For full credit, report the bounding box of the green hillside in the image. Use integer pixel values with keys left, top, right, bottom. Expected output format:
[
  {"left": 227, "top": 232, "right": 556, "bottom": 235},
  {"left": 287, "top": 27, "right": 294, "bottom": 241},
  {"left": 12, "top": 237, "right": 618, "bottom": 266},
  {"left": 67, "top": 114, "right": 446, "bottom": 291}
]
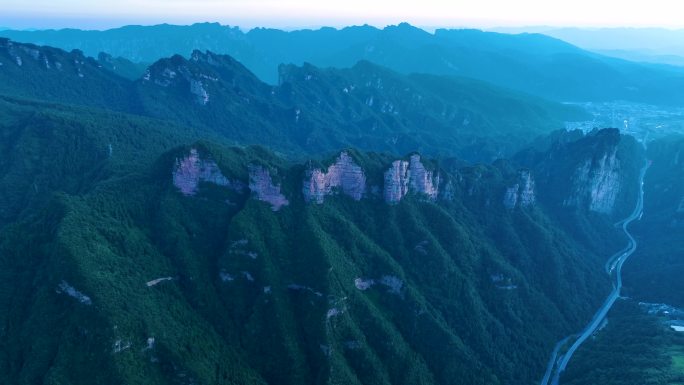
[
  {"left": 0, "top": 32, "right": 658, "bottom": 385},
  {"left": 623, "top": 135, "right": 684, "bottom": 308},
  {"left": 0, "top": 94, "right": 643, "bottom": 384}
]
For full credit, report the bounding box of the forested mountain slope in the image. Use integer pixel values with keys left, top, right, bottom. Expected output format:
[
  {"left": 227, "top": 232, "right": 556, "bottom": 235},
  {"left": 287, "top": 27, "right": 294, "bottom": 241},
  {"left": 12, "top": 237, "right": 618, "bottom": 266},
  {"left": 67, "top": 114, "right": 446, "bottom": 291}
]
[
  {"left": 0, "top": 92, "right": 645, "bottom": 384},
  {"left": 0, "top": 38, "right": 585, "bottom": 161}
]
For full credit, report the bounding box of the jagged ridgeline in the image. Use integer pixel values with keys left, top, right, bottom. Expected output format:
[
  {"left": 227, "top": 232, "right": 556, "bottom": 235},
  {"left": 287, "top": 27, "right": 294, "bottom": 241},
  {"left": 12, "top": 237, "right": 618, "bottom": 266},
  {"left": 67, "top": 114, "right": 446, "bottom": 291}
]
[
  {"left": 0, "top": 38, "right": 586, "bottom": 162},
  {"left": 4, "top": 23, "right": 684, "bottom": 106},
  {"left": 0, "top": 93, "right": 642, "bottom": 384}
]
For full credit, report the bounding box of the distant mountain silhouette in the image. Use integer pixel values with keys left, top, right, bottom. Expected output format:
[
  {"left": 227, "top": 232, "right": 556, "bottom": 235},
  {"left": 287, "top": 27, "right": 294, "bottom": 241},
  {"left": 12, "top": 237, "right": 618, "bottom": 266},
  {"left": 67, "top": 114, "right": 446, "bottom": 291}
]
[{"left": 3, "top": 22, "right": 684, "bottom": 105}]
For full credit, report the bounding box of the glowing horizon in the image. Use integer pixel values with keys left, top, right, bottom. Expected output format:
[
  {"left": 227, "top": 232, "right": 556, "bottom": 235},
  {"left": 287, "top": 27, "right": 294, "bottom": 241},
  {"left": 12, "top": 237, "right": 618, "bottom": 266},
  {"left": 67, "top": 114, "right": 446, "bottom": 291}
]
[{"left": 2, "top": 0, "right": 684, "bottom": 30}]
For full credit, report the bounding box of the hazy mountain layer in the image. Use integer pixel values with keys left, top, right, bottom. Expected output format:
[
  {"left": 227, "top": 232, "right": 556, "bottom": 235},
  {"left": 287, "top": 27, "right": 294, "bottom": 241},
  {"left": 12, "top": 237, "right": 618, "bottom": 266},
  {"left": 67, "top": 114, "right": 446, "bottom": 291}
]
[
  {"left": 3, "top": 23, "right": 684, "bottom": 105},
  {"left": 0, "top": 38, "right": 585, "bottom": 162}
]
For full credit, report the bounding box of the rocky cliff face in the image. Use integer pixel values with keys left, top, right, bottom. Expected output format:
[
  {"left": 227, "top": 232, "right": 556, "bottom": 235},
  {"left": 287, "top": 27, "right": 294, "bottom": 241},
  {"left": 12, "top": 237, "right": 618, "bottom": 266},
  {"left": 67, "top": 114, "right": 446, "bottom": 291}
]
[
  {"left": 303, "top": 152, "right": 366, "bottom": 203},
  {"left": 0, "top": 38, "right": 84, "bottom": 73},
  {"left": 248, "top": 165, "right": 289, "bottom": 211},
  {"left": 144, "top": 55, "right": 215, "bottom": 105},
  {"left": 172, "top": 148, "right": 244, "bottom": 195},
  {"left": 564, "top": 148, "right": 621, "bottom": 214},
  {"left": 503, "top": 170, "right": 536, "bottom": 209},
  {"left": 191, "top": 50, "right": 221, "bottom": 66},
  {"left": 384, "top": 160, "right": 410, "bottom": 203},
  {"left": 190, "top": 79, "right": 209, "bottom": 105},
  {"left": 173, "top": 149, "right": 446, "bottom": 207},
  {"left": 383, "top": 154, "right": 439, "bottom": 203},
  {"left": 409, "top": 154, "right": 440, "bottom": 199},
  {"left": 515, "top": 128, "right": 642, "bottom": 217}
]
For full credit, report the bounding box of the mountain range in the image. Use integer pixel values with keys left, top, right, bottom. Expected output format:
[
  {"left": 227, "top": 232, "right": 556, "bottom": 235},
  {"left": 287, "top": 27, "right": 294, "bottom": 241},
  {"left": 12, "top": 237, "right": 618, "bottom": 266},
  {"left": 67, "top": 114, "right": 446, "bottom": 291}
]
[
  {"left": 3, "top": 23, "right": 684, "bottom": 105},
  {"left": 0, "top": 37, "right": 586, "bottom": 162},
  {"left": 0, "top": 91, "right": 644, "bottom": 384},
  {"left": 491, "top": 27, "right": 684, "bottom": 67},
  {"left": 0, "top": 22, "right": 680, "bottom": 385}
]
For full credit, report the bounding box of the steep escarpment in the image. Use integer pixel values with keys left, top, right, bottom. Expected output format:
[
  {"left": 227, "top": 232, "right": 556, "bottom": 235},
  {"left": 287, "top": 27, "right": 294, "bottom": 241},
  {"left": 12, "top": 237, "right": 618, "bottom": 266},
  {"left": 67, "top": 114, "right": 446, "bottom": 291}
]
[
  {"left": 383, "top": 154, "right": 440, "bottom": 203},
  {"left": 562, "top": 146, "right": 621, "bottom": 214},
  {"left": 303, "top": 151, "right": 367, "bottom": 203},
  {"left": 517, "top": 128, "right": 644, "bottom": 218},
  {"left": 248, "top": 164, "right": 289, "bottom": 211},
  {"left": 503, "top": 170, "right": 536, "bottom": 209},
  {"left": 172, "top": 148, "right": 245, "bottom": 195},
  {"left": 512, "top": 128, "right": 645, "bottom": 259},
  {"left": 0, "top": 134, "right": 616, "bottom": 385}
]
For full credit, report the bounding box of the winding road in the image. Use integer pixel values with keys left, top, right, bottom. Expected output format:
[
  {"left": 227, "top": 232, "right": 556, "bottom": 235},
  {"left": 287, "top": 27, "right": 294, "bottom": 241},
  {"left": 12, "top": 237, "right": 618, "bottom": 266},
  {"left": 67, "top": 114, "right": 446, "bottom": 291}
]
[{"left": 541, "top": 163, "right": 649, "bottom": 385}]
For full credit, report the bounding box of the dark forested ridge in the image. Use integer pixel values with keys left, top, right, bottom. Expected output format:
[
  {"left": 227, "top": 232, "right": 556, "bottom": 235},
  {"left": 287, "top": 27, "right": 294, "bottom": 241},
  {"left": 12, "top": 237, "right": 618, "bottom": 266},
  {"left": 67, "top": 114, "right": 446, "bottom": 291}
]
[
  {"left": 0, "top": 38, "right": 585, "bottom": 162},
  {"left": 624, "top": 135, "right": 684, "bottom": 308}
]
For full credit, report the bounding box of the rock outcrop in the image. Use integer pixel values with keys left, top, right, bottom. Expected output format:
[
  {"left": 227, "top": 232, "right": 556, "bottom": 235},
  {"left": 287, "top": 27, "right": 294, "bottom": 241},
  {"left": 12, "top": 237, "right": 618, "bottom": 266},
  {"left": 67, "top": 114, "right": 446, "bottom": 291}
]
[
  {"left": 56, "top": 280, "right": 92, "bottom": 305},
  {"left": 248, "top": 165, "right": 289, "bottom": 211},
  {"left": 503, "top": 170, "right": 536, "bottom": 209},
  {"left": 384, "top": 160, "right": 410, "bottom": 203},
  {"left": 172, "top": 148, "right": 244, "bottom": 196},
  {"left": 2, "top": 39, "right": 48, "bottom": 69},
  {"left": 190, "top": 50, "right": 221, "bottom": 66},
  {"left": 353, "top": 275, "right": 403, "bottom": 295},
  {"left": 146, "top": 277, "right": 173, "bottom": 287},
  {"left": 383, "top": 154, "right": 439, "bottom": 203},
  {"left": 144, "top": 55, "right": 215, "bottom": 105},
  {"left": 190, "top": 79, "right": 209, "bottom": 105},
  {"left": 408, "top": 155, "right": 440, "bottom": 199},
  {"left": 303, "top": 152, "right": 366, "bottom": 203},
  {"left": 564, "top": 148, "right": 621, "bottom": 214}
]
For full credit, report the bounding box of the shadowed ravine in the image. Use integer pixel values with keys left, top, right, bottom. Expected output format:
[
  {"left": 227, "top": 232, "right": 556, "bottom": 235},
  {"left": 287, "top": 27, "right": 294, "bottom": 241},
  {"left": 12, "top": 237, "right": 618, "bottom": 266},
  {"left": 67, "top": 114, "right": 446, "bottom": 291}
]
[{"left": 541, "top": 160, "right": 649, "bottom": 385}]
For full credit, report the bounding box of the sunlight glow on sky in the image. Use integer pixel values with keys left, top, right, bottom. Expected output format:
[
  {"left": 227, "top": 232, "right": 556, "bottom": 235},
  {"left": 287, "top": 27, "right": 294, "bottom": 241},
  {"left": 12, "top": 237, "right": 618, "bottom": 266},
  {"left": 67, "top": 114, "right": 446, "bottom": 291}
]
[{"left": 2, "top": 0, "right": 684, "bottom": 30}]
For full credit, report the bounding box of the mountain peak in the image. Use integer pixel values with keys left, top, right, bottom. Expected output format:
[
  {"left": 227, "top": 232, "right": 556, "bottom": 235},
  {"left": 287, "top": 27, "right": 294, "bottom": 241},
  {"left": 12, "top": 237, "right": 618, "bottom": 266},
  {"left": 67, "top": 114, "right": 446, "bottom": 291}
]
[{"left": 383, "top": 22, "right": 431, "bottom": 38}]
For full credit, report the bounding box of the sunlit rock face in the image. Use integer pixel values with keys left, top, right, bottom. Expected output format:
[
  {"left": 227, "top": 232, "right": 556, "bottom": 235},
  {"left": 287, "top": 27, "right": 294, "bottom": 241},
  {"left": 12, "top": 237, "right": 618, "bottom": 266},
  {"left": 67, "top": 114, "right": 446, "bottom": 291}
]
[
  {"left": 408, "top": 154, "right": 439, "bottom": 199},
  {"left": 172, "top": 148, "right": 243, "bottom": 195},
  {"left": 564, "top": 148, "right": 621, "bottom": 214},
  {"left": 248, "top": 165, "right": 289, "bottom": 211},
  {"left": 303, "top": 152, "right": 366, "bottom": 203},
  {"left": 504, "top": 170, "right": 536, "bottom": 209},
  {"left": 383, "top": 154, "right": 439, "bottom": 204},
  {"left": 384, "top": 160, "right": 410, "bottom": 203}
]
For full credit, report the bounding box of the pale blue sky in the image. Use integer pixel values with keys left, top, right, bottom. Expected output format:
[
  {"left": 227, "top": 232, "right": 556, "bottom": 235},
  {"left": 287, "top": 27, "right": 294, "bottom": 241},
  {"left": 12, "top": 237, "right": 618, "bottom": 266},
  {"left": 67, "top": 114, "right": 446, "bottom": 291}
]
[{"left": 2, "top": 0, "right": 684, "bottom": 30}]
